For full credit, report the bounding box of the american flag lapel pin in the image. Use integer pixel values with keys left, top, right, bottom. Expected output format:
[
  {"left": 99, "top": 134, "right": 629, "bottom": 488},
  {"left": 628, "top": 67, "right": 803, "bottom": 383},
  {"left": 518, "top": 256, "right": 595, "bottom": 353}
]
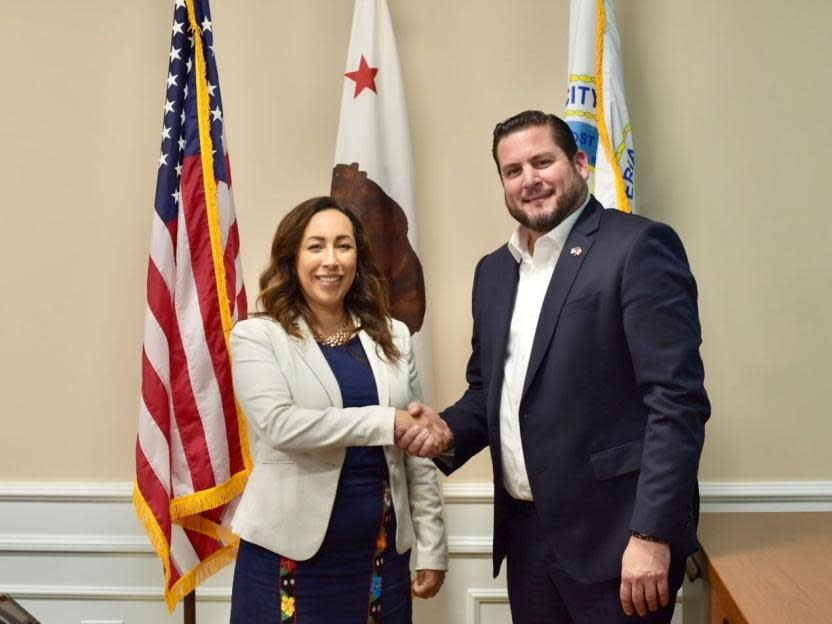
[{"left": 570, "top": 246, "right": 583, "bottom": 256}]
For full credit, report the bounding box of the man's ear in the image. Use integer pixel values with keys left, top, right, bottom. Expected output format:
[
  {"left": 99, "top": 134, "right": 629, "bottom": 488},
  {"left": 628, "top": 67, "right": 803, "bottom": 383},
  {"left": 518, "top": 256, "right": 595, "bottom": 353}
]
[{"left": 575, "top": 150, "right": 590, "bottom": 180}]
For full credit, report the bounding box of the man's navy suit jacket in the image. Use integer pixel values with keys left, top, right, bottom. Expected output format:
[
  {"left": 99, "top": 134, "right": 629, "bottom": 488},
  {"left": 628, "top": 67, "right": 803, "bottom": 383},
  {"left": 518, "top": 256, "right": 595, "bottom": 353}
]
[{"left": 438, "top": 197, "right": 710, "bottom": 584}]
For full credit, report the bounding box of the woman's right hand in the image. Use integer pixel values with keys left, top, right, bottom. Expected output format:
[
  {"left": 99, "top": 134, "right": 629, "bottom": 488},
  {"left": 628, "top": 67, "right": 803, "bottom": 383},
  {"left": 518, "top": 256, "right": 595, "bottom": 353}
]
[{"left": 394, "top": 403, "right": 453, "bottom": 458}]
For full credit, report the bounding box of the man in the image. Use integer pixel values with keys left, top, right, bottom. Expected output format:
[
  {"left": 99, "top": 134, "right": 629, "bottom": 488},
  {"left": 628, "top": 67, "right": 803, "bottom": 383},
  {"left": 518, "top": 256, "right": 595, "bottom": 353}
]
[{"left": 396, "top": 110, "right": 709, "bottom": 623}]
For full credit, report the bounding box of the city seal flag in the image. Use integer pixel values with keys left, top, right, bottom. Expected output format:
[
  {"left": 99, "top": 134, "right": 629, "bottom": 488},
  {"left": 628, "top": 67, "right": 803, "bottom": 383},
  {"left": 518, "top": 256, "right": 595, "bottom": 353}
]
[
  {"left": 332, "top": 0, "right": 435, "bottom": 399},
  {"left": 135, "top": 0, "right": 250, "bottom": 611},
  {"left": 566, "top": 0, "right": 636, "bottom": 213}
]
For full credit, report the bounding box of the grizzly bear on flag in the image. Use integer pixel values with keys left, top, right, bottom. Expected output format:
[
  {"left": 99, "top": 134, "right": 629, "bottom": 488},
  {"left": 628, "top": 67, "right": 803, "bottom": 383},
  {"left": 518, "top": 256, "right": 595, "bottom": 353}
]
[{"left": 331, "top": 162, "right": 425, "bottom": 335}]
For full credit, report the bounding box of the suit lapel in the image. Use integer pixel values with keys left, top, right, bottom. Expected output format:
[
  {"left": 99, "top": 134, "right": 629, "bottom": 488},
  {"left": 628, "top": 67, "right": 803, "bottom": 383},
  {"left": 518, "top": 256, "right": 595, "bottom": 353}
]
[
  {"left": 293, "top": 317, "right": 343, "bottom": 407},
  {"left": 521, "top": 198, "right": 602, "bottom": 401},
  {"left": 358, "top": 325, "right": 389, "bottom": 407},
  {"left": 485, "top": 248, "right": 521, "bottom": 420}
]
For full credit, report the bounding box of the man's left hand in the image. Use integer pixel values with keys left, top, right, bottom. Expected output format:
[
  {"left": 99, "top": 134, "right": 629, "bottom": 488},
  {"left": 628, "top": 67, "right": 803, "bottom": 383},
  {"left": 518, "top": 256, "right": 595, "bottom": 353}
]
[{"left": 619, "top": 535, "right": 671, "bottom": 617}]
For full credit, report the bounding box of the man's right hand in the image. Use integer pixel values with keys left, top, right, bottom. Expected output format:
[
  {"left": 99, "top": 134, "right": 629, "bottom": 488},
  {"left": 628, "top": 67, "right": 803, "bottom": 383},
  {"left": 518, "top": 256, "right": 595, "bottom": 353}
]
[
  {"left": 394, "top": 401, "right": 453, "bottom": 458},
  {"left": 620, "top": 535, "right": 671, "bottom": 617}
]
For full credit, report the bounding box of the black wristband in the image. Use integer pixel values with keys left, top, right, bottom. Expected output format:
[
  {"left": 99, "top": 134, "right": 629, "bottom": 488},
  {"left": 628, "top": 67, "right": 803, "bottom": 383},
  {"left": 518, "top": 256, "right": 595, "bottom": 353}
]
[{"left": 630, "top": 530, "right": 669, "bottom": 545}]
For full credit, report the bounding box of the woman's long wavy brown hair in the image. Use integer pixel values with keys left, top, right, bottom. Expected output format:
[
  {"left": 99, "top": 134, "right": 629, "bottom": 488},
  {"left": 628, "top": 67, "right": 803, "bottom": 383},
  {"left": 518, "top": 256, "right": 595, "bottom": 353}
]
[{"left": 256, "top": 196, "right": 401, "bottom": 362}]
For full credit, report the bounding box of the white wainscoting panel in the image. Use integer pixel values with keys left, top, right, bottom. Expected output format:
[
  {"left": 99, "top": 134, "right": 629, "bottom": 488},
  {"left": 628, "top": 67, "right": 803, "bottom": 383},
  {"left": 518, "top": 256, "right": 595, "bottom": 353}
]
[{"left": 1, "top": 481, "right": 829, "bottom": 623}]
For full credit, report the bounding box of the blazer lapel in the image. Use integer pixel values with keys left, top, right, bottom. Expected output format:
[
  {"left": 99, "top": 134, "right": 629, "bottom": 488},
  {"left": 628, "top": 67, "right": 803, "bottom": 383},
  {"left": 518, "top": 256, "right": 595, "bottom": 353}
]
[
  {"left": 293, "top": 317, "right": 343, "bottom": 407},
  {"left": 521, "top": 198, "right": 602, "bottom": 401},
  {"left": 358, "top": 325, "right": 389, "bottom": 407}
]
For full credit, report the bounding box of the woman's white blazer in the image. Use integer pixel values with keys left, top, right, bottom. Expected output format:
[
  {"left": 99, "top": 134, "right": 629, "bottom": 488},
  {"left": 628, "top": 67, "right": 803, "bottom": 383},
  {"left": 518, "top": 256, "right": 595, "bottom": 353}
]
[{"left": 229, "top": 315, "right": 448, "bottom": 571}]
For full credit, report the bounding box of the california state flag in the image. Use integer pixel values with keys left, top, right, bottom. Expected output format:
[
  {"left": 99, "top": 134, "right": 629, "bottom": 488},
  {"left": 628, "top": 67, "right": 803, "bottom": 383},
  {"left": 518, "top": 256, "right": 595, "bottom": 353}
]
[
  {"left": 332, "top": 0, "right": 434, "bottom": 399},
  {"left": 566, "top": 0, "right": 636, "bottom": 213}
]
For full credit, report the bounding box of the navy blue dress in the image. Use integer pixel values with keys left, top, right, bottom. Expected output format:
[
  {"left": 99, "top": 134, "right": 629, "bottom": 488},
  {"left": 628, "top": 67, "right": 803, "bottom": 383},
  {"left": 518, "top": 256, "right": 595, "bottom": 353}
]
[{"left": 230, "top": 336, "right": 413, "bottom": 623}]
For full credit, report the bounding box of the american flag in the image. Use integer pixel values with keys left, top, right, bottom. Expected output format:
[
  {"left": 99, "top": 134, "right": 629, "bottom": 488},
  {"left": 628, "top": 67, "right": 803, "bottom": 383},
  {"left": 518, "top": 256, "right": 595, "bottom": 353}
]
[{"left": 134, "top": 0, "right": 250, "bottom": 611}]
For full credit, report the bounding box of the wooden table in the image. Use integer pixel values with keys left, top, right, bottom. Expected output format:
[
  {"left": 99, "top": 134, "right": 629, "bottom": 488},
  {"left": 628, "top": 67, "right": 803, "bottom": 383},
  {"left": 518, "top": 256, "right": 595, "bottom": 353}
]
[{"left": 692, "top": 512, "right": 832, "bottom": 623}]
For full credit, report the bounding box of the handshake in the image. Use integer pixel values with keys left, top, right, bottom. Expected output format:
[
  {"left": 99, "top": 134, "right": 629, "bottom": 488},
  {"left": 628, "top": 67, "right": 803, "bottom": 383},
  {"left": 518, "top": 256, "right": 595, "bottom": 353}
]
[{"left": 394, "top": 402, "right": 454, "bottom": 458}]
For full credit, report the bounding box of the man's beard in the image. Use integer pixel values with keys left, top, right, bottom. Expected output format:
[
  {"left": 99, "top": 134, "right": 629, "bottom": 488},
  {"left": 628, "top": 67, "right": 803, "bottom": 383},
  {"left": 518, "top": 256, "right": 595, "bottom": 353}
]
[{"left": 506, "top": 171, "right": 587, "bottom": 234}]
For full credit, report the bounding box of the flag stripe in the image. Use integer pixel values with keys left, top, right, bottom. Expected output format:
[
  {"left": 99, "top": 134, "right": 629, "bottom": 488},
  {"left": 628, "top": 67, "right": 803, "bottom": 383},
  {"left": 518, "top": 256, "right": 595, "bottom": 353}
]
[
  {"left": 178, "top": 156, "right": 233, "bottom": 485},
  {"left": 217, "top": 180, "right": 233, "bottom": 249},
  {"left": 141, "top": 350, "right": 172, "bottom": 448},
  {"left": 225, "top": 218, "right": 241, "bottom": 306},
  {"left": 149, "top": 212, "right": 177, "bottom": 293},
  {"left": 138, "top": 400, "right": 172, "bottom": 498},
  {"left": 184, "top": 0, "right": 237, "bottom": 349},
  {"left": 136, "top": 445, "right": 172, "bottom": 540},
  {"left": 169, "top": 297, "right": 220, "bottom": 493},
  {"left": 184, "top": 526, "right": 223, "bottom": 561},
  {"left": 170, "top": 524, "right": 201, "bottom": 572},
  {"left": 235, "top": 285, "right": 247, "bottom": 324},
  {"left": 145, "top": 311, "right": 172, "bottom": 375},
  {"left": 169, "top": 404, "right": 196, "bottom": 499},
  {"left": 183, "top": 171, "right": 245, "bottom": 481},
  {"left": 144, "top": 275, "right": 173, "bottom": 367}
]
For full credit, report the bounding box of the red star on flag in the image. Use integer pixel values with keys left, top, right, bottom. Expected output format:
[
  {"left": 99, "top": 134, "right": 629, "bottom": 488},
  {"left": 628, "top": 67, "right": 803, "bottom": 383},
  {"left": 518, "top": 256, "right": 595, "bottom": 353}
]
[{"left": 344, "top": 54, "right": 379, "bottom": 98}]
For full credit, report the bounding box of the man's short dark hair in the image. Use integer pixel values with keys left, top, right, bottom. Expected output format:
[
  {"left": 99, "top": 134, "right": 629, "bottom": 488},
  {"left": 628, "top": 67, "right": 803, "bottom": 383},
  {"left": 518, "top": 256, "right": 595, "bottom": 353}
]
[{"left": 491, "top": 110, "right": 578, "bottom": 172}]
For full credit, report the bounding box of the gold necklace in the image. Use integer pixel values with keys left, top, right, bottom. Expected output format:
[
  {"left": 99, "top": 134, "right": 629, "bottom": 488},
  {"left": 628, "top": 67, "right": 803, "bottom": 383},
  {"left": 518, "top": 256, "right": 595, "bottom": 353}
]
[{"left": 312, "top": 319, "right": 355, "bottom": 347}]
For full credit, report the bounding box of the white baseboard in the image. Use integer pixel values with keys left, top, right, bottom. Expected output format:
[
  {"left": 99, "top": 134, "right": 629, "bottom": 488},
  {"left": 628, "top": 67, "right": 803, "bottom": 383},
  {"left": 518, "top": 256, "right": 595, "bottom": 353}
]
[
  {"left": 2, "top": 584, "right": 230, "bottom": 601},
  {"left": 700, "top": 480, "right": 832, "bottom": 506},
  {"left": 4, "top": 479, "right": 830, "bottom": 504},
  {"left": 0, "top": 534, "right": 150, "bottom": 554},
  {"left": 0, "top": 482, "right": 128, "bottom": 502}
]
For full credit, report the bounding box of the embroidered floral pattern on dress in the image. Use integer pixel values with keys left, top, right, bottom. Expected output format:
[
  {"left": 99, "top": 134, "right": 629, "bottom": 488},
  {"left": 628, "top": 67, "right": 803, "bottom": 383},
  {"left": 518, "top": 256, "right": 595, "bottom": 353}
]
[
  {"left": 367, "top": 471, "right": 393, "bottom": 624},
  {"left": 279, "top": 556, "right": 297, "bottom": 622},
  {"left": 275, "top": 470, "right": 396, "bottom": 622}
]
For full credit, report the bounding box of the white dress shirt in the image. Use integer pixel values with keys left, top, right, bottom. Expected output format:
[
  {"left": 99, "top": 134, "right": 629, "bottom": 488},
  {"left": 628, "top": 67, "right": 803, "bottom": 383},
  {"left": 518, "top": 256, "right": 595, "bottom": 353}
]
[{"left": 500, "top": 195, "right": 589, "bottom": 500}]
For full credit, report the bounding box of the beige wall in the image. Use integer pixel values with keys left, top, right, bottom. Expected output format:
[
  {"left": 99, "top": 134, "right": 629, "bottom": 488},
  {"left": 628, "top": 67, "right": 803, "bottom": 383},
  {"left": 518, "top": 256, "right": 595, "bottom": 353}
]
[{"left": 1, "top": 0, "right": 830, "bottom": 483}]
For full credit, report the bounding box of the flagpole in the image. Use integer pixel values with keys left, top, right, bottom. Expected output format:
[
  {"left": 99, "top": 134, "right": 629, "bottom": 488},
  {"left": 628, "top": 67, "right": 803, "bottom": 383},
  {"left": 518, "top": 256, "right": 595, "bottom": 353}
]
[{"left": 184, "top": 591, "right": 195, "bottom": 624}]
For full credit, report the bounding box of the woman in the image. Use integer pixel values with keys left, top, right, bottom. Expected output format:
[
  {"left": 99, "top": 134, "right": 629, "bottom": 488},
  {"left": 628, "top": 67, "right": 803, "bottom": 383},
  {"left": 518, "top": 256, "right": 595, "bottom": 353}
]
[{"left": 229, "top": 196, "right": 447, "bottom": 623}]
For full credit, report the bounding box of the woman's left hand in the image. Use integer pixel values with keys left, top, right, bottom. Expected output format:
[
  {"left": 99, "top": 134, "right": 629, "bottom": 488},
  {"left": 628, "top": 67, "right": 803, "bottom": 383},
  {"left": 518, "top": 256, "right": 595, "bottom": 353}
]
[{"left": 412, "top": 569, "right": 445, "bottom": 599}]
